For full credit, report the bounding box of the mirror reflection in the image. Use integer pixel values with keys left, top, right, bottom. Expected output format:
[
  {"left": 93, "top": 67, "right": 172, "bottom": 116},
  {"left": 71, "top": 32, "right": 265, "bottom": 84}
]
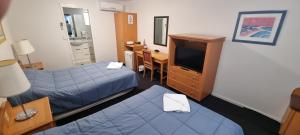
[
  {"left": 63, "top": 7, "right": 91, "bottom": 39},
  {"left": 154, "top": 16, "right": 169, "bottom": 46},
  {"left": 63, "top": 7, "right": 95, "bottom": 65}
]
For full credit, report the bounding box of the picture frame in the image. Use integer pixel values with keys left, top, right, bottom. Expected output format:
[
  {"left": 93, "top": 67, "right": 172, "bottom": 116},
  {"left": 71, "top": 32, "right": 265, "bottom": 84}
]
[
  {"left": 128, "top": 15, "right": 133, "bottom": 24},
  {"left": 0, "top": 22, "right": 6, "bottom": 45},
  {"left": 232, "top": 10, "right": 287, "bottom": 46}
]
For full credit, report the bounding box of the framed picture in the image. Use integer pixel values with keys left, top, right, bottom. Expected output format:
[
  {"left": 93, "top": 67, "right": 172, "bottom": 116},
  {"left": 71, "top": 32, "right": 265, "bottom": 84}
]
[
  {"left": 128, "top": 15, "right": 133, "bottom": 24},
  {"left": 0, "top": 23, "right": 5, "bottom": 44},
  {"left": 232, "top": 10, "right": 287, "bottom": 46}
]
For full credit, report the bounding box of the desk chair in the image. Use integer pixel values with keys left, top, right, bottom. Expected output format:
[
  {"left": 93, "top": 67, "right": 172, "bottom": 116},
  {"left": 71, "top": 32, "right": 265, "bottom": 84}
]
[
  {"left": 143, "top": 50, "right": 167, "bottom": 83},
  {"left": 142, "top": 50, "right": 156, "bottom": 81}
]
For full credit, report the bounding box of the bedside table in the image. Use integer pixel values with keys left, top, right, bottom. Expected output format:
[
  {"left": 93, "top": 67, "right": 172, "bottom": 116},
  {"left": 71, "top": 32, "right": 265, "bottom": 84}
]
[
  {"left": 21, "top": 62, "right": 44, "bottom": 70},
  {"left": 1, "top": 97, "right": 55, "bottom": 135}
]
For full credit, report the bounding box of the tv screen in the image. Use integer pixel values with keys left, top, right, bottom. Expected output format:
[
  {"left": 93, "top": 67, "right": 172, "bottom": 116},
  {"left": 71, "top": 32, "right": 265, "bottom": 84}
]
[{"left": 175, "top": 46, "right": 205, "bottom": 72}]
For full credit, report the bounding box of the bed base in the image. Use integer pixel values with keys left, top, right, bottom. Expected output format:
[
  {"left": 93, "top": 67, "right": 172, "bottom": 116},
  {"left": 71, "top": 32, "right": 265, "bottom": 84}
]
[{"left": 53, "top": 88, "right": 134, "bottom": 121}]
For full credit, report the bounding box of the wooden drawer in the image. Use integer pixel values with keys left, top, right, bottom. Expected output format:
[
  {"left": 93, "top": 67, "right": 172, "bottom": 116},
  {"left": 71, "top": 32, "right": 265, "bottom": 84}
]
[
  {"left": 169, "top": 71, "right": 200, "bottom": 86},
  {"left": 168, "top": 76, "right": 199, "bottom": 90},
  {"left": 168, "top": 78, "right": 196, "bottom": 97},
  {"left": 169, "top": 66, "right": 201, "bottom": 79}
]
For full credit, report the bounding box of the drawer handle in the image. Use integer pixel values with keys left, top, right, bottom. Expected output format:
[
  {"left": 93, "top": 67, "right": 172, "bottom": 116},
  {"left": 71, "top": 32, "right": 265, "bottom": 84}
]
[{"left": 76, "top": 49, "right": 80, "bottom": 50}]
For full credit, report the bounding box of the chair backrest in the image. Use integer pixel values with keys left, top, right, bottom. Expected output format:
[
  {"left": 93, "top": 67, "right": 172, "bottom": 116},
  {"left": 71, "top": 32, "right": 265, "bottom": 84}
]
[{"left": 143, "top": 50, "right": 153, "bottom": 68}]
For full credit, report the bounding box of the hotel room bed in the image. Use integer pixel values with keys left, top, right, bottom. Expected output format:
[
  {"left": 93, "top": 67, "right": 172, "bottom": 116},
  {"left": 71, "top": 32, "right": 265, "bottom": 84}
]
[
  {"left": 8, "top": 61, "right": 138, "bottom": 116},
  {"left": 36, "top": 85, "right": 244, "bottom": 135}
]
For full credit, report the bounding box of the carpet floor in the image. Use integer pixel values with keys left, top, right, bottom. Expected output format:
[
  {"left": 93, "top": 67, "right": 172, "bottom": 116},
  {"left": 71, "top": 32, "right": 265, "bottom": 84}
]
[{"left": 56, "top": 72, "right": 280, "bottom": 135}]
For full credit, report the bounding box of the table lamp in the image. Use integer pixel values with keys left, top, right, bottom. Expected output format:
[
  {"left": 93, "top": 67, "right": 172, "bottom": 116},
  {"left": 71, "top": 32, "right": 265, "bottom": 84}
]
[
  {"left": 0, "top": 59, "right": 37, "bottom": 121},
  {"left": 13, "top": 39, "right": 35, "bottom": 67}
]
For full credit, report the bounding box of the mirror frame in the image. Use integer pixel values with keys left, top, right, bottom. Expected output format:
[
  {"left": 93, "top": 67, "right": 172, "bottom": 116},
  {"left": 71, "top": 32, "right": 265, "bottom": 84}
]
[{"left": 153, "top": 16, "right": 169, "bottom": 46}]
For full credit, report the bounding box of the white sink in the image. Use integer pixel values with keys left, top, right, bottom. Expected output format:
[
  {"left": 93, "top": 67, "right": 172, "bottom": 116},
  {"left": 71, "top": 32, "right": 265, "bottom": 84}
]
[{"left": 70, "top": 40, "right": 89, "bottom": 46}]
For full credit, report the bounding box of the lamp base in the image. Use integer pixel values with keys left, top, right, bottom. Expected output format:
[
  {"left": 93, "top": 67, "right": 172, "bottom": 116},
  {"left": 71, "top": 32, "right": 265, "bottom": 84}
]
[{"left": 15, "top": 108, "right": 38, "bottom": 121}]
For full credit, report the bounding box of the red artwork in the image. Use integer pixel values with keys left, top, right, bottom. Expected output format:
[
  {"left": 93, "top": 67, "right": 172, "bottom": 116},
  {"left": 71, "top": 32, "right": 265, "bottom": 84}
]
[{"left": 240, "top": 17, "right": 275, "bottom": 38}]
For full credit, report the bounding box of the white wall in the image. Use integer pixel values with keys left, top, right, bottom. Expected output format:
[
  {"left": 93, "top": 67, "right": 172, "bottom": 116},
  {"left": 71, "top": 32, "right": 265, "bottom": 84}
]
[
  {"left": 6, "top": 0, "right": 118, "bottom": 70},
  {"left": 126, "top": 0, "right": 300, "bottom": 121}
]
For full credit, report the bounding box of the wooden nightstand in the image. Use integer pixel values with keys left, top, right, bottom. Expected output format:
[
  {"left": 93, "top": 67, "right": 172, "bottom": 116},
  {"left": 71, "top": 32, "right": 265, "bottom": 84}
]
[
  {"left": 20, "top": 62, "right": 44, "bottom": 70},
  {"left": 0, "top": 97, "right": 55, "bottom": 135}
]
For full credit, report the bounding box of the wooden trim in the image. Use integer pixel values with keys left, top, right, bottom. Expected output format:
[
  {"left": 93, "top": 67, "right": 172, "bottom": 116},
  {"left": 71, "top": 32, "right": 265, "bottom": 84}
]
[{"left": 169, "top": 34, "right": 225, "bottom": 43}]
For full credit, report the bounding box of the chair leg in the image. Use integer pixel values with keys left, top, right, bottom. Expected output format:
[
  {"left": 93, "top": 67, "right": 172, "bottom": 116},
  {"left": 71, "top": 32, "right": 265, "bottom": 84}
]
[
  {"left": 160, "top": 63, "right": 163, "bottom": 84},
  {"left": 151, "top": 69, "right": 154, "bottom": 81},
  {"left": 143, "top": 68, "right": 146, "bottom": 78}
]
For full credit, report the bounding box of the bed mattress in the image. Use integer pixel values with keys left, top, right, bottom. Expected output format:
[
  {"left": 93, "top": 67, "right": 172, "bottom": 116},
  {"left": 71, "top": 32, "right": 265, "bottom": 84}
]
[
  {"left": 36, "top": 85, "right": 244, "bottom": 135},
  {"left": 8, "top": 61, "right": 138, "bottom": 114}
]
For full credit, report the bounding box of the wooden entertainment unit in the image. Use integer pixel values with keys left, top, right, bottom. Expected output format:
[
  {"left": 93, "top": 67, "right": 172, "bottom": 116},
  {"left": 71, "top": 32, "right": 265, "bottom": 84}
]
[{"left": 167, "top": 34, "right": 225, "bottom": 101}]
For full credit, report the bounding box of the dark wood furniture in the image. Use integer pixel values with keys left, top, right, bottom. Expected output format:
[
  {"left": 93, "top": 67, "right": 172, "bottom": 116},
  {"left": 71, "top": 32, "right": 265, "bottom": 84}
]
[
  {"left": 167, "top": 34, "right": 225, "bottom": 101},
  {"left": 0, "top": 97, "right": 55, "bottom": 135}
]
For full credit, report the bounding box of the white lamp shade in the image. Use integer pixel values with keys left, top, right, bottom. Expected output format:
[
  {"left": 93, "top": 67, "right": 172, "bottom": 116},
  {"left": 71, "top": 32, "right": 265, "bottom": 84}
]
[
  {"left": 13, "top": 39, "right": 35, "bottom": 55},
  {"left": 0, "top": 60, "right": 31, "bottom": 98}
]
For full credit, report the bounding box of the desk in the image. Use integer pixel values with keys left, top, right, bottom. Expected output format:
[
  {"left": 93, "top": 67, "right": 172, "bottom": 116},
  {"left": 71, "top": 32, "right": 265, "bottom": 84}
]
[
  {"left": 135, "top": 50, "right": 168, "bottom": 84},
  {"left": 126, "top": 44, "right": 144, "bottom": 51}
]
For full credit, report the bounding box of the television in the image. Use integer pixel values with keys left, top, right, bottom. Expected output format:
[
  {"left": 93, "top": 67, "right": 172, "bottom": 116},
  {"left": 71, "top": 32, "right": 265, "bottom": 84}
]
[{"left": 175, "top": 46, "right": 205, "bottom": 73}]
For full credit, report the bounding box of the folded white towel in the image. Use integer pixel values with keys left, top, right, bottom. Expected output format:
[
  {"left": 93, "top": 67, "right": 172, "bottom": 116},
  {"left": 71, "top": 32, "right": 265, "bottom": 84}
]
[
  {"left": 107, "top": 62, "right": 123, "bottom": 69},
  {"left": 163, "top": 93, "right": 190, "bottom": 112}
]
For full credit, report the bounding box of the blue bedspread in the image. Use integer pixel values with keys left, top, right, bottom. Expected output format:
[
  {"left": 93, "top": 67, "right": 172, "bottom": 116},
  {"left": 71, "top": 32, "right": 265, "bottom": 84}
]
[
  {"left": 36, "top": 85, "right": 244, "bottom": 135},
  {"left": 8, "top": 61, "right": 138, "bottom": 114}
]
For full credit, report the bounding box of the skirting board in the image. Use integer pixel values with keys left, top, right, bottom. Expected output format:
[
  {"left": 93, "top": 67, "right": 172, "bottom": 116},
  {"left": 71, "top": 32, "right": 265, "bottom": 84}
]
[{"left": 212, "top": 92, "right": 281, "bottom": 122}]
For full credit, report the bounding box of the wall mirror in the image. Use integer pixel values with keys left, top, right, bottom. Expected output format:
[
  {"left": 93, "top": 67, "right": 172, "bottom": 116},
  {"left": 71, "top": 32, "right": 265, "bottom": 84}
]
[
  {"left": 63, "top": 7, "right": 91, "bottom": 39},
  {"left": 154, "top": 16, "right": 169, "bottom": 46},
  {"left": 62, "top": 7, "right": 96, "bottom": 65}
]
